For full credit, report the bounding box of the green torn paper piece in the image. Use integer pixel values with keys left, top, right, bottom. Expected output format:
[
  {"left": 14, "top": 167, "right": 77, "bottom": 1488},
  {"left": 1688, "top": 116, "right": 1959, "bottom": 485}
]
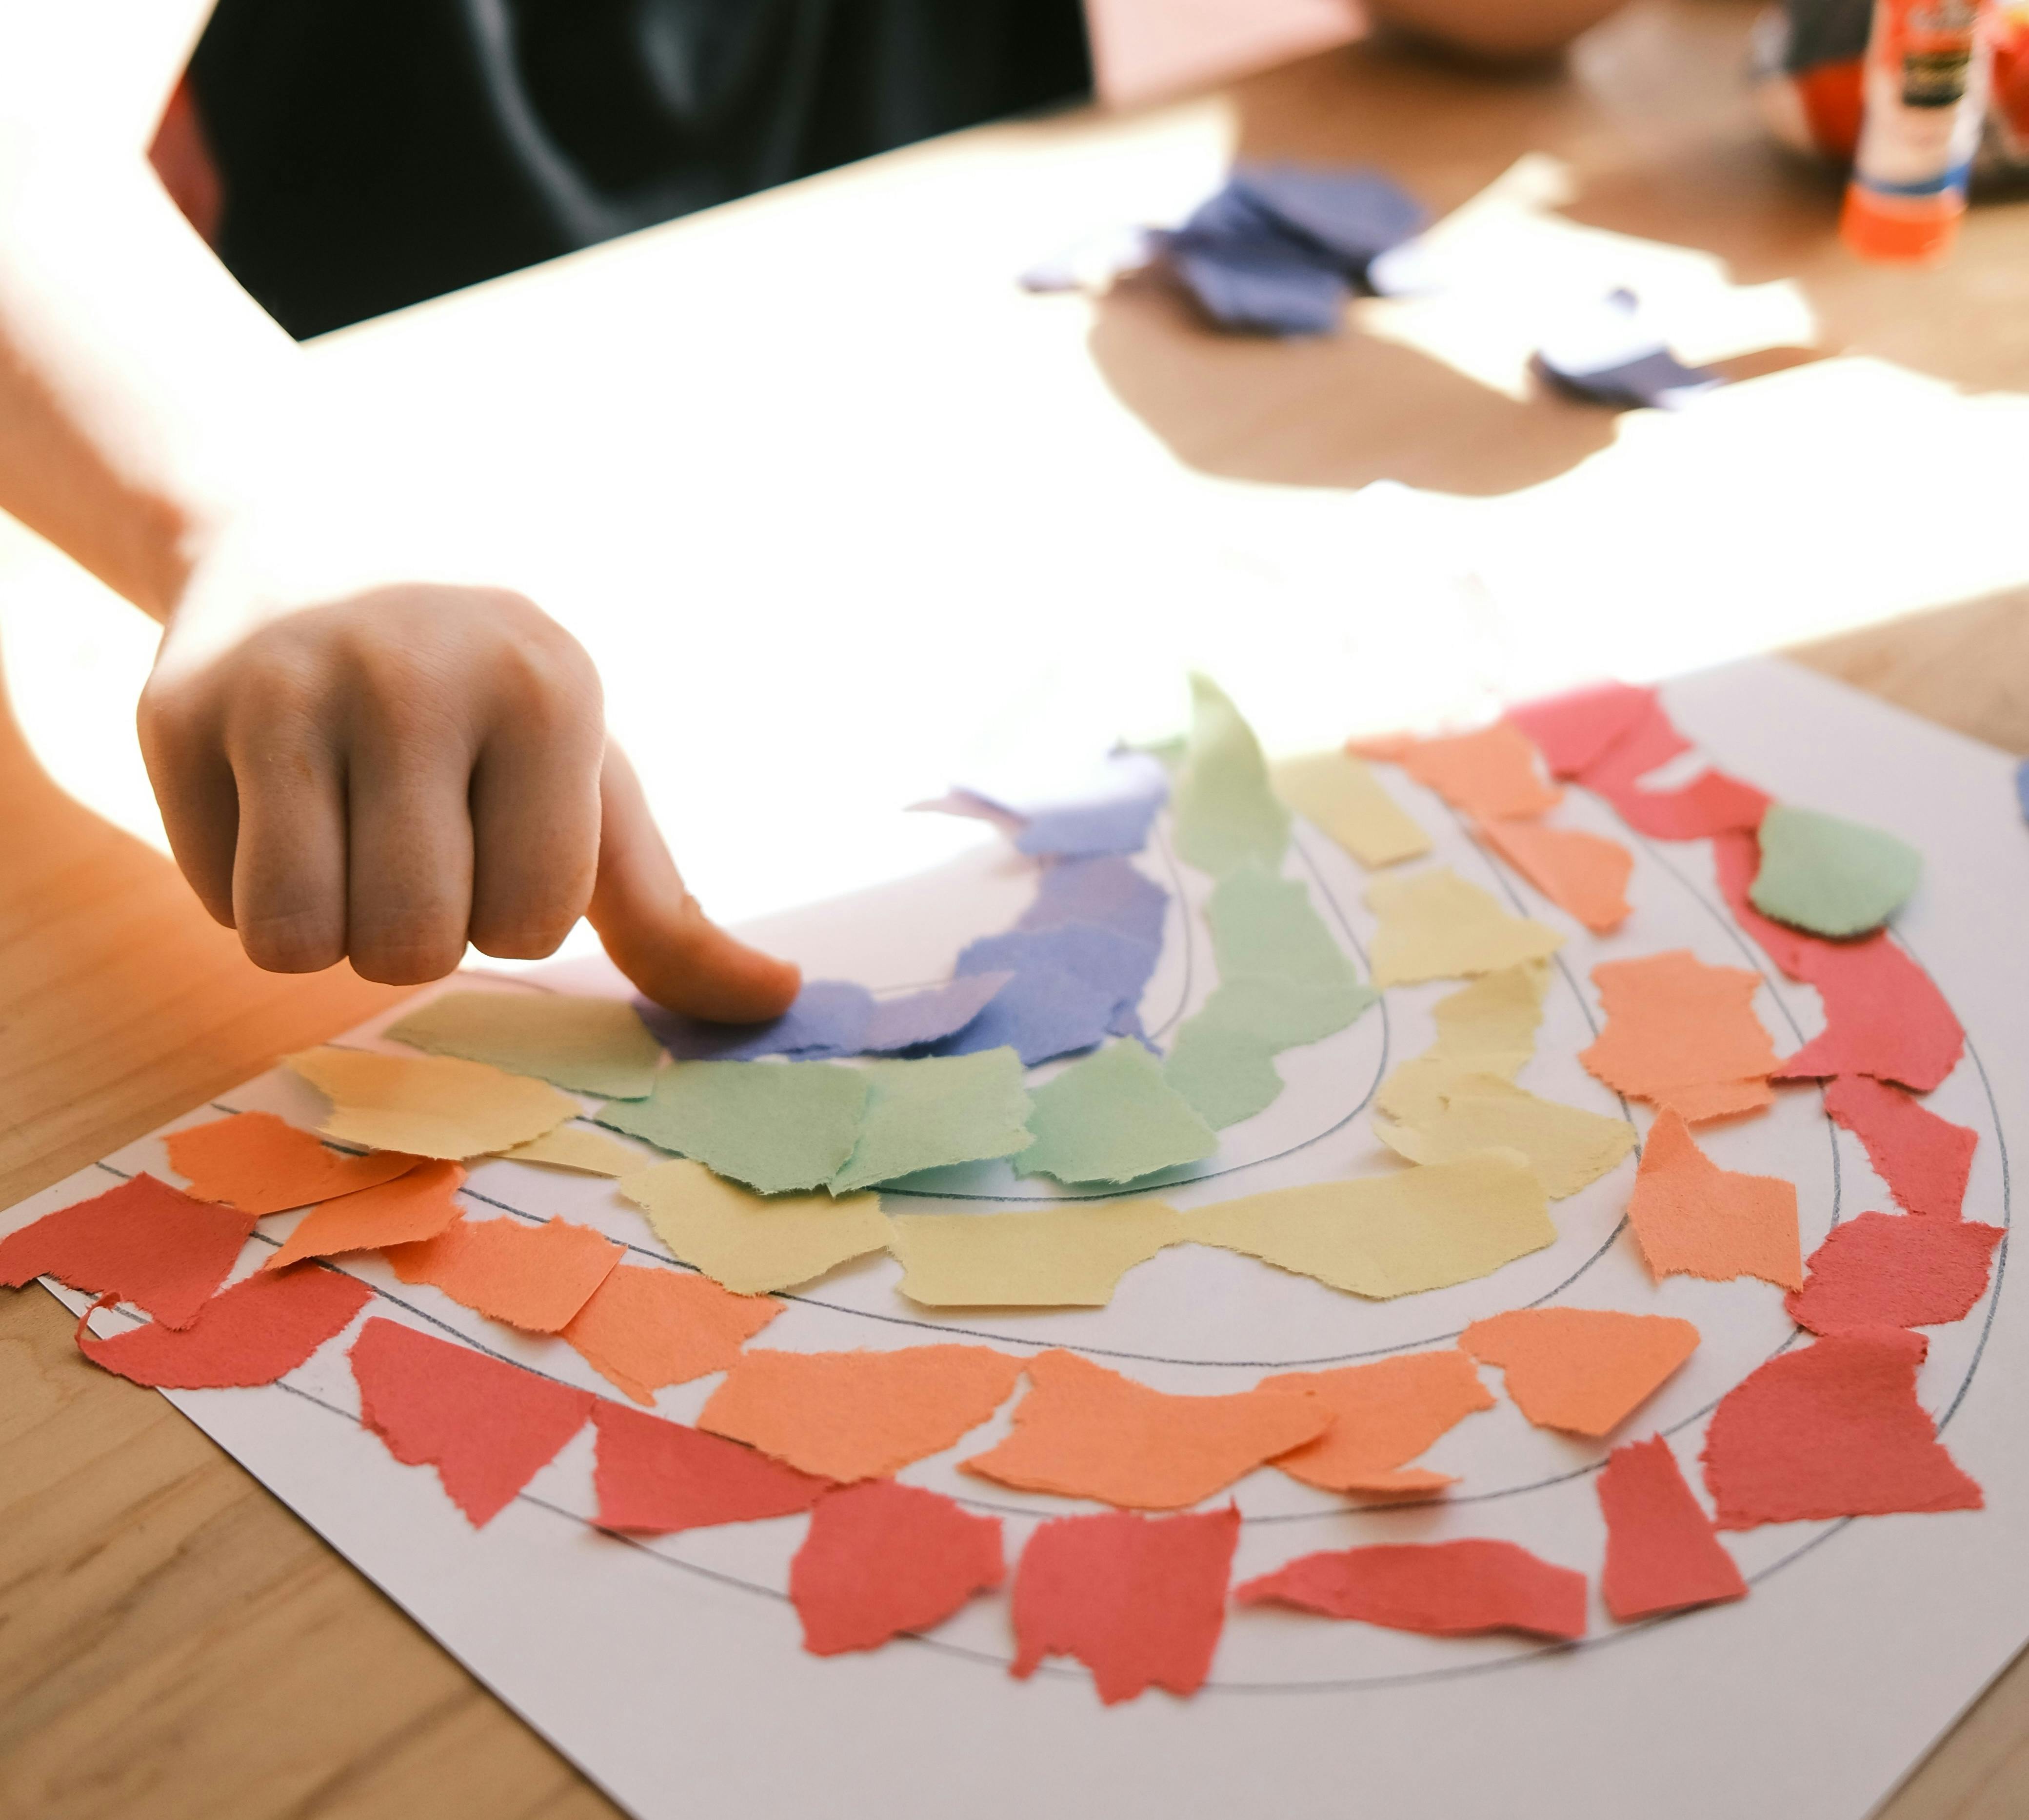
[
  {"left": 1205, "top": 864, "right": 1360, "bottom": 991},
  {"left": 386, "top": 989, "right": 663, "bottom": 1099},
  {"left": 1017, "top": 1040, "right": 1219, "bottom": 1185},
  {"left": 1171, "top": 674, "right": 1291, "bottom": 879},
  {"left": 596, "top": 1060, "right": 869, "bottom": 1195},
  {"left": 830, "top": 1049, "right": 1035, "bottom": 1192},
  {"left": 1750, "top": 802, "right": 1922, "bottom": 939}
]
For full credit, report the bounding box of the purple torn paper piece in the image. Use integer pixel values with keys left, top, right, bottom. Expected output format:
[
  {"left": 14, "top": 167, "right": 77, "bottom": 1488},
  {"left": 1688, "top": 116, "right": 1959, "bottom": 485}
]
[
  {"left": 863, "top": 971, "right": 1015, "bottom": 1052},
  {"left": 960, "top": 923, "right": 1155, "bottom": 1013},
  {"left": 1229, "top": 162, "right": 1427, "bottom": 268},
  {"left": 635, "top": 979, "right": 874, "bottom": 1061},
  {"left": 1018, "top": 855, "right": 1169, "bottom": 953},
  {"left": 933, "top": 962, "right": 1121, "bottom": 1067},
  {"left": 1168, "top": 237, "right": 1349, "bottom": 336},
  {"left": 907, "top": 789, "right": 1026, "bottom": 840}
]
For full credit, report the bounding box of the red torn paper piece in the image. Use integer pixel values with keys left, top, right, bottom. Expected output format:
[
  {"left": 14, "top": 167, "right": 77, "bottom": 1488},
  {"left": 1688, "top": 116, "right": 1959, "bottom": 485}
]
[
  {"left": 1480, "top": 817, "right": 1633, "bottom": 933},
  {"left": 75, "top": 1263, "right": 372, "bottom": 1388},
  {"left": 1701, "top": 1329, "right": 1982, "bottom": 1528},
  {"left": 791, "top": 1480, "right": 1004, "bottom": 1656},
  {"left": 1506, "top": 682, "right": 1657, "bottom": 779},
  {"left": 1823, "top": 1075, "right": 1976, "bottom": 1220},
  {"left": 1236, "top": 1539, "right": 1587, "bottom": 1640},
  {"left": 350, "top": 1317, "right": 595, "bottom": 1526},
  {"left": 1580, "top": 950, "right": 1780, "bottom": 1124},
  {"left": 563, "top": 1265, "right": 782, "bottom": 1405},
  {"left": 264, "top": 1159, "right": 466, "bottom": 1270},
  {"left": 1713, "top": 832, "right": 1964, "bottom": 1091},
  {"left": 0, "top": 1174, "right": 255, "bottom": 1329},
  {"left": 1012, "top": 1507, "right": 1238, "bottom": 1703},
  {"left": 1389, "top": 722, "right": 1561, "bottom": 820},
  {"left": 591, "top": 1399, "right": 830, "bottom": 1532},
  {"left": 1597, "top": 1436, "right": 1746, "bottom": 1620},
  {"left": 1461, "top": 1307, "right": 1699, "bottom": 1437},
  {"left": 1626, "top": 1109, "right": 1802, "bottom": 1289},
  {"left": 386, "top": 1214, "right": 622, "bottom": 1333},
  {"left": 1577, "top": 696, "right": 1770, "bottom": 840},
  {"left": 1785, "top": 1211, "right": 2001, "bottom": 1336},
  {"left": 166, "top": 1110, "right": 421, "bottom": 1215}
]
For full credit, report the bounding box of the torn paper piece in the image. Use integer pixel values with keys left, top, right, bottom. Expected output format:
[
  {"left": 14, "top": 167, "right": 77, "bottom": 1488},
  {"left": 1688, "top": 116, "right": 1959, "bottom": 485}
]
[
  {"left": 1367, "top": 868, "right": 1563, "bottom": 987},
  {"left": 263, "top": 1158, "right": 465, "bottom": 1270},
  {"left": 1011, "top": 1507, "right": 1239, "bottom": 1703},
  {"left": 1263, "top": 1351, "right": 1495, "bottom": 1494},
  {"left": 75, "top": 1264, "right": 372, "bottom": 1388},
  {"left": 1461, "top": 1307, "right": 1700, "bottom": 1437},
  {"left": 1750, "top": 803, "right": 1921, "bottom": 939},
  {"left": 1181, "top": 1153, "right": 1554, "bottom": 1298},
  {"left": 1236, "top": 1540, "right": 1587, "bottom": 1640},
  {"left": 385, "top": 989, "right": 663, "bottom": 1099},
  {"left": 1171, "top": 674, "right": 1291, "bottom": 878},
  {"left": 1577, "top": 697, "right": 1771, "bottom": 840},
  {"left": 921, "top": 752, "right": 1169, "bottom": 860},
  {"left": 1627, "top": 1110, "right": 1803, "bottom": 1289},
  {"left": 1374, "top": 962, "right": 1549, "bottom": 1126},
  {"left": 561, "top": 1264, "right": 782, "bottom": 1404},
  {"left": 933, "top": 960, "right": 1118, "bottom": 1068},
  {"left": 1579, "top": 950, "right": 1779, "bottom": 1122},
  {"left": 960, "top": 1349, "right": 1326, "bottom": 1509},
  {"left": 385, "top": 1214, "right": 622, "bottom": 1333},
  {"left": 1701, "top": 1329, "right": 1983, "bottom": 1527},
  {"left": 1784, "top": 1211, "right": 2002, "bottom": 1336},
  {"left": 618, "top": 1160, "right": 892, "bottom": 1296},
  {"left": 1479, "top": 817, "right": 1633, "bottom": 933},
  {"left": 887, "top": 1200, "right": 1183, "bottom": 1308},
  {"left": 1207, "top": 864, "right": 1360, "bottom": 991},
  {"left": 1597, "top": 1437, "right": 1747, "bottom": 1621},
  {"left": 1170, "top": 235, "right": 1349, "bottom": 336},
  {"left": 1376, "top": 1077, "right": 1635, "bottom": 1200},
  {"left": 591, "top": 1400, "right": 829, "bottom": 1532},
  {"left": 698, "top": 1345, "right": 1026, "bottom": 1481},
  {"left": 635, "top": 980, "right": 875, "bottom": 1063},
  {"left": 1016, "top": 1040, "right": 1218, "bottom": 1185},
  {"left": 1823, "top": 1074, "right": 1976, "bottom": 1220},
  {"left": 165, "top": 1110, "right": 421, "bottom": 1215},
  {"left": 285, "top": 1046, "right": 578, "bottom": 1160},
  {"left": 495, "top": 1126, "right": 648, "bottom": 1177},
  {"left": 596, "top": 1060, "right": 869, "bottom": 1196},
  {"left": 1270, "top": 750, "right": 1431, "bottom": 867},
  {"left": 1390, "top": 722, "right": 1562, "bottom": 820},
  {"left": 791, "top": 1482, "right": 1005, "bottom": 1656},
  {"left": 861, "top": 974, "right": 1015, "bottom": 1053},
  {"left": 0, "top": 1174, "right": 255, "bottom": 1329},
  {"left": 1164, "top": 975, "right": 1377, "bottom": 1129},
  {"left": 1534, "top": 290, "right": 1722, "bottom": 410},
  {"left": 1506, "top": 681, "right": 1658, "bottom": 779},
  {"left": 1018, "top": 854, "right": 1169, "bottom": 953},
  {"left": 1773, "top": 935, "right": 1964, "bottom": 1092},
  {"left": 830, "top": 1050, "right": 1033, "bottom": 1192},
  {"left": 349, "top": 1317, "right": 595, "bottom": 1527}
]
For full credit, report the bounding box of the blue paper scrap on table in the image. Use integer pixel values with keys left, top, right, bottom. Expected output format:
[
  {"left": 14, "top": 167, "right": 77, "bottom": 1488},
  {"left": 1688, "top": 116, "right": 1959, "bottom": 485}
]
[
  {"left": 638, "top": 972, "right": 1014, "bottom": 1062},
  {"left": 1534, "top": 289, "right": 1723, "bottom": 411},
  {"left": 917, "top": 752, "right": 1169, "bottom": 859},
  {"left": 2016, "top": 757, "right": 2029, "bottom": 824},
  {"left": 1018, "top": 854, "right": 1170, "bottom": 953}
]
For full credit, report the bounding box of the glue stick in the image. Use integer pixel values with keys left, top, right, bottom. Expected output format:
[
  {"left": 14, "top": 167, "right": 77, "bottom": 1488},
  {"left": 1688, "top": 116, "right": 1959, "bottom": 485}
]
[{"left": 1841, "top": 0, "right": 1995, "bottom": 260}]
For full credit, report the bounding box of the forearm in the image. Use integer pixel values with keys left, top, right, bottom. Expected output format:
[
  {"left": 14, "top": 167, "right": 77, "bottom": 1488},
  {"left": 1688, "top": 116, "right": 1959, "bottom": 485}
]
[{"left": 1363, "top": 0, "right": 1629, "bottom": 59}]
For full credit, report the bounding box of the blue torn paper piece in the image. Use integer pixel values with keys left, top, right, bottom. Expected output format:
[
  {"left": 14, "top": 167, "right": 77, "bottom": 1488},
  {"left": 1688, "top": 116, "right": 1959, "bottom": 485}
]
[
  {"left": 2015, "top": 758, "right": 2029, "bottom": 823},
  {"left": 1534, "top": 290, "right": 1722, "bottom": 411},
  {"left": 635, "top": 979, "right": 876, "bottom": 1061},
  {"left": 1168, "top": 238, "right": 1349, "bottom": 337},
  {"left": 862, "top": 971, "right": 1014, "bottom": 1052},
  {"left": 1228, "top": 162, "right": 1428, "bottom": 267},
  {"left": 933, "top": 961, "right": 1122, "bottom": 1067},
  {"left": 916, "top": 752, "right": 1169, "bottom": 860},
  {"left": 1018, "top": 855, "right": 1169, "bottom": 953},
  {"left": 960, "top": 922, "right": 1156, "bottom": 1017}
]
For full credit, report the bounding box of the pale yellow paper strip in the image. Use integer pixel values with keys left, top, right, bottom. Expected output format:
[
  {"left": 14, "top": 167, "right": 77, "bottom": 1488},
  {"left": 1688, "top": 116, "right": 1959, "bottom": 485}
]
[
  {"left": 1374, "top": 961, "right": 1549, "bottom": 1125},
  {"left": 496, "top": 1126, "right": 650, "bottom": 1177},
  {"left": 1271, "top": 751, "right": 1431, "bottom": 868},
  {"left": 285, "top": 1047, "right": 577, "bottom": 1160},
  {"left": 618, "top": 1159, "right": 893, "bottom": 1295},
  {"left": 1367, "top": 868, "right": 1562, "bottom": 988},
  {"left": 1375, "top": 1077, "right": 1635, "bottom": 1200},
  {"left": 888, "top": 1200, "right": 1184, "bottom": 1308},
  {"left": 1181, "top": 1152, "right": 1554, "bottom": 1298}
]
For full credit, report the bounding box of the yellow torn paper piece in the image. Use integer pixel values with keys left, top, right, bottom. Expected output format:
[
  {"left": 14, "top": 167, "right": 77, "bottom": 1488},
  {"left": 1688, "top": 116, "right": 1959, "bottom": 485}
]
[
  {"left": 1377, "top": 1077, "right": 1635, "bottom": 1200},
  {"left": 1374, "top": 962, "right": 1549, "bottom": 1126},
  {"left": 496, "top": 1126, "right": 649, "bottom": 1177},
  {"left": 618, "top": 1159, "right": 893, "bottom": 1295},
  {"left": 1182, "top": 1153, "right": 1554, "bottom": 1298},
  {"left": 1270, "top": 751, "right": 1431, "bottom": 868},
  {"left": 284, "top": 1046, "right": 577, "bottom": 1160},
  {"left": 1367, "top": 868, "right": 1562, "bottom": 988},
  {"left": 887, "top": 1200, "right": 1184, "bottom": 1308}
]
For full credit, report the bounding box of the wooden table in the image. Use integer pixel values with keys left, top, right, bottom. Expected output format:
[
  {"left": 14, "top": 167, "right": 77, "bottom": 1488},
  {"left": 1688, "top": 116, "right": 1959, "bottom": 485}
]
[{"left": 5, "top": 2, "right": 2029, "bottom": 1813}]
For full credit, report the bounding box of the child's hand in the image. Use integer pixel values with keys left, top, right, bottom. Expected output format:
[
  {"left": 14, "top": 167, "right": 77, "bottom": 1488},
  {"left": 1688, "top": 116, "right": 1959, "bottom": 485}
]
[{"left": 137, "top": 581, "right": 801, "bottom": 1021}]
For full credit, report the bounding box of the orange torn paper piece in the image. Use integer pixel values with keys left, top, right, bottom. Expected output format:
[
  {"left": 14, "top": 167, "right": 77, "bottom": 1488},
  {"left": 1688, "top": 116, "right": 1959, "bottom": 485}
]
[
  {"left": 263, "top": 1160, "right": 466, "bottom": 1270},
  {"left": 1480, "top": 818, "right": 1633, "bottom": 933},
  {"left": 285, "top": 1046, "right": 579, "bottom": 1160},
  {"left": 561, "top": 1264, "right": 782, "bottom": 1404},
  {"left": 1387, "top": 723, "right": 1562, "bottom": 820},
  {"left": 1579, "top": 951, "right": 1779, "bottom": 1123},
  {"left": 166, "top": 1110, "right": 422, "bottom": 1215},
  {"left": 1263, "top": 1351, "right": 1494, "bottom": 1493},
  {"left": 385, "top": 1214, "right": 622, "bottom": 1332},
  {"left": 1461, "top": 1308, "right": 1700, "bottom": 1437},
  {"left": 959, "top": 1349, "right": 1327, "bottom": 1510},
  {"left": 698, "top": 1345, "right": 1025, "bottom": 1481},
  {"left": 1627, "top": 1111, "right": 1803, "bottom": 1289}
]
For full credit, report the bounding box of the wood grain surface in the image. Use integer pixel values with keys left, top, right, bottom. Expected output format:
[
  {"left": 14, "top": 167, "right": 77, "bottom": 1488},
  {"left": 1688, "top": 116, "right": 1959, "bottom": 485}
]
[{"left": 5, "top": 2, "right": 2029, "bottom": 1815}]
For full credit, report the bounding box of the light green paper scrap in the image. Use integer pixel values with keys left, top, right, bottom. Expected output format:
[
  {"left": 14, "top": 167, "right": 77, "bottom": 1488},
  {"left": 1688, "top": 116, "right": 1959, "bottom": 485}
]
[
  {"left": 1750, "top": 802, "right": 1921, "bottom": 939},
  {"left": 386, "top": 988, "right": 663, "bottom": 1100},
  {"left": 830, "top": 1049, "right": 1034, "bottom": 1192},
  {"left": 596, "top": 1060, "right": 869, "bottom": 1196},
  {"left": 1017, "top": 1040, "right": 1218, "bottom": 1185},
  {"left": 1164, "top": 977, "right": 1378, "bottom": 1128},
  {"left": 1171, "top": 674, "right": 1291, "bottom": 879}
]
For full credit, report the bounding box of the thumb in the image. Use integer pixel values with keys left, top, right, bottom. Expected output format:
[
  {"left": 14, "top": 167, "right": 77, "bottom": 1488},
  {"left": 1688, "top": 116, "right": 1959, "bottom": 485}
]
[{"left": 587, "top": 741, "right": 802, "bottom": 1022}]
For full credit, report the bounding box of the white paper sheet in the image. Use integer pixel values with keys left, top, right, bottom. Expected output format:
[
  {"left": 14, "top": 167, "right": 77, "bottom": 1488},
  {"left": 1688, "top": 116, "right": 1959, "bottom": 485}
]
[{"left": 8, "top": 657, "right": 2026, "bottom": 1820}]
